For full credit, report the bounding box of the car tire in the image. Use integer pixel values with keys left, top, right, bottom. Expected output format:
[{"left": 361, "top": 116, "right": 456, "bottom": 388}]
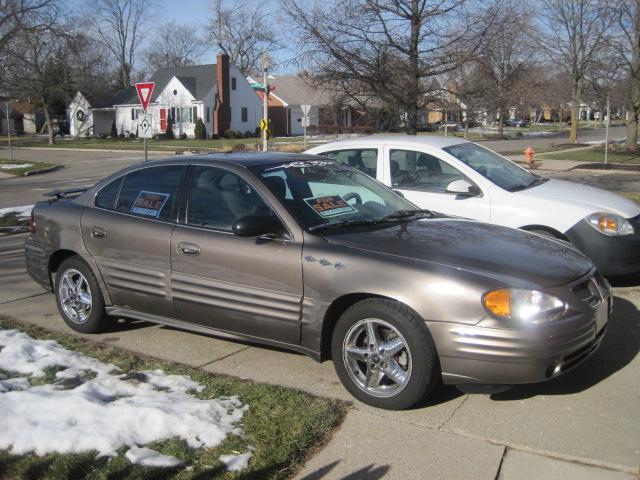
[
  {"left": 331, "top": 298, "right": 439, "bottom": 410},
  {"left": 527, "top": 229, "right": 560, "bottom": 239},
  {"left": 54, "top": 256, "right": 110, "bottom": 334}
]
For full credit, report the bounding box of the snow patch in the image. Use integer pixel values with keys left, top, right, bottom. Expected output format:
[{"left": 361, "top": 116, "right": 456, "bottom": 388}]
[
  {"left": 0, "top": 205, "right": 33, "bottom": 218},
  {"left": 0, "top": 163, "right": 32, "bottom": 170},
  {"left": 125, "top": 446, "right": 181, "bottom": 468},
  {"left": 0, "top": 329, "right": 249, "bottom": 462},
  {"left": 219, "top": 450, "right": 253, "bottom": 471}
]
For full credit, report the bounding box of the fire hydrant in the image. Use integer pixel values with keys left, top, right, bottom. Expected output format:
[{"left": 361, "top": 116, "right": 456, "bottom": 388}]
[{"left": 524, "top": 146, "right": 535, "bottom": 169}]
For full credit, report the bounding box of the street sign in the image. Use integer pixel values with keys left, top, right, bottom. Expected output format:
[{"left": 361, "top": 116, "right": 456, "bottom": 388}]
[
  {"left": 260, "top": 118, "right": 268, "bottom": 131},
  {"left": 302, "top": 117, "right": 310, "bottom": 127},
  {"left": 135, "top": 82, "right": 155, "bottom": 113},
  {"left": 138, "top": 114, "right": 152, "bottom": 139},
  {"left": 301, "top": 104, "right": 311, "bottom": 116}
]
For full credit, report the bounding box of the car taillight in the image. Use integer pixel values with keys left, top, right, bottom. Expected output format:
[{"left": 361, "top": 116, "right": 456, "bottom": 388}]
[{"left": 28, "top": 212, "right": 36, "bottom": 234}]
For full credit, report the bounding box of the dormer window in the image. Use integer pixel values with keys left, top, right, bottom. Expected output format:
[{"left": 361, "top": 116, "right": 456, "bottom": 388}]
[{"left": 231, "top": 77, "right": 236, "bottom": 90}]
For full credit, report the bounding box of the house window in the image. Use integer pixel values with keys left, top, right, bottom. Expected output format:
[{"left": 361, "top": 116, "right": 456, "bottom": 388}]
[
  {"left": 181, "top": 107, "right": 191, "bottom": 124},
  {"left": 193, "top": 106, "right": 197, "bottom": 123},
  {"left": 131, "top": 108, "right": 135, "bottom": 120},
  {"left": 170, "top": 107, "right": 176, "bottom": 123},
  {"left": 241, "top": 107, "right": 248, "bottom": 123},
  {"left": 231, "top": 77, "right": 236, "bottom": 90},
  {"left": 206, "top": 107, "right": 210, "bottom": 123}
]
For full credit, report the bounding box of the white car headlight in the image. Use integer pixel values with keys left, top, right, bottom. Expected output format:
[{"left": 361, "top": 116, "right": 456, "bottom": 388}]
[
  {"left": 586, "top": 212, "right": 634, "bottom": 236},
  {"left": 483, "top": 289, "right": 566, "bottom": 323}
]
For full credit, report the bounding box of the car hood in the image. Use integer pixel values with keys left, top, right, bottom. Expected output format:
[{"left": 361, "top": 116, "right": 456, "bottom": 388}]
[
  {"left": 518, "top": 179, "right": 640, "bottom": 218},
  {"left": 325, "top": 218, "right": 593, "bottom": 287}
]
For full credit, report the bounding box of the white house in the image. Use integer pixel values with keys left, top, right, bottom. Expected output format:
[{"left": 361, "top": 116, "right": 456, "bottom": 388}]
[{"left": 68, "top": 54, "right": 262, "bottom": 139}]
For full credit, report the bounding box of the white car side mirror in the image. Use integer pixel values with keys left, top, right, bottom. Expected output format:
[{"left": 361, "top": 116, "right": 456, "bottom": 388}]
[{"left": 446, "top": 179, "right": 477, "bottom": 196}]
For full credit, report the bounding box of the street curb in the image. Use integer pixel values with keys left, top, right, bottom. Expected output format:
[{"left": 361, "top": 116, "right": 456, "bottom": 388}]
[
  {"left": 1, "top": 146, "right": 176, "bottom": 154},
  {"left": 22, "top": 164, "right": 63, "bottom": 176},
  {"left": 570, "top": 162, "right": 640, "bottom": 172}
]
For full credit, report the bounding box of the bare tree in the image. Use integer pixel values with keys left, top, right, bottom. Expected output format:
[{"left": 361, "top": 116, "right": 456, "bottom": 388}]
[
  {"left": 540, "top": 0, "right": 617, "bottom": 144},
  {"left": 91, "top": 0, "right": 154, "bottom": 89},
  {"left": 208, "top": 0, "right": 280, "bottom": 76},
  {"left": 4, "top": 20, "right": 73, "bottom": 144},
  {"left": 471, "top": 2, "right": 538, "bottom": 135},
  {"left": 613, "top": 0, "right": 640, "bottom": 151},
  {"left": 281, "top": 0, "right": 501, "bottom": 135},
  {"left": 145, "top": 21, "right": 205, "bottom": 71},
  {"left": 0, "top": 0, "right": 59, "bottom": 75}
]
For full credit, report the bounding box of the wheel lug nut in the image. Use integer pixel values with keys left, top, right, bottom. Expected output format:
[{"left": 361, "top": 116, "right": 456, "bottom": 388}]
[{"left": 381, "top": 362, "right": 388, "bottom": 369}]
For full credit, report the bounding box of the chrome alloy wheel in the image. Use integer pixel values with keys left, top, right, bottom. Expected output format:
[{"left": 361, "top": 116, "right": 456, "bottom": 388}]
[
  {"left": 58, "top": 268, "right": 93, "bottom": 324},
  {"left": 342, "top": 318, "right": 412, "bottom": 398}
]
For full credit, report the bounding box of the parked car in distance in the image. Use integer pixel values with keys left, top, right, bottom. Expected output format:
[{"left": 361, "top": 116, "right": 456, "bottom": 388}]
[
  {"left": 306, "top": 137, "right": 640, "bottom": 277},
  {"left": 26, "top": 154, "right": 610, "bottom": 409},
  {"left": 503, "top": 118, "right": 529, "bottom": 127}
]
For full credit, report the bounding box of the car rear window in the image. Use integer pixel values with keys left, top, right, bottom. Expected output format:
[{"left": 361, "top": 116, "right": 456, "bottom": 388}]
[
  {"left": 114, "top": 166, "right": 185, "bottom": 221},
  {"left": 95, "top": 176, "right": 124, "bottom": 210}
]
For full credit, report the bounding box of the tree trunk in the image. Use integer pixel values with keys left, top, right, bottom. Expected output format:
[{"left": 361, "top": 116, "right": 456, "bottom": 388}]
[
  {"left": 405, "top": 0, "right": 420, "bottom": 135},
  {"left": 497, "top": 109, "right": 504, "bottom": 136},
  {"left": 627, "top": 104, "right": 639, "bottom": 152},
  {"left": 569, "top": 81, "right": 581, "bottom": 144},
  {"left": 41, "top": 98, "right": 55, "bottom": 145}
]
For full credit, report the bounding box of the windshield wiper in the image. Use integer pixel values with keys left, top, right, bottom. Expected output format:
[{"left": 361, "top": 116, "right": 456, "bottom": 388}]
[
  {"left": 378, "top": 209, "right": 434, "bottom": 222},
  {"left": 307, "top": 209, "right": 435, "bottom": 233},
  {"left": 307, "top": 218, "right": 382, "bottom": 233},
  {"left": 508, "top": 177, "right": 548, "bottom": 192}
]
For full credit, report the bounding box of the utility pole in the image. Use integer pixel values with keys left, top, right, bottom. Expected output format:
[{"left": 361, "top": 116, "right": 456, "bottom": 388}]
[
  {"left": 604, "top": 95, "right": 610, "bottom": 166},
  {"left": 262, "top": 53, "right": 271, "bottom": 152},
  {"left": 5, "top": 102, "right": 12, "bottom": 162}
]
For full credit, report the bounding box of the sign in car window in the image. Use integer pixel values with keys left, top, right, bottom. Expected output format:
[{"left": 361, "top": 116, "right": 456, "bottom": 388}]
[
  {"left": 305, "top": 195, "right": 357, "bottom": 218},
  {"left": 131, "top": 191, "right": 170, "bottom": 218}
]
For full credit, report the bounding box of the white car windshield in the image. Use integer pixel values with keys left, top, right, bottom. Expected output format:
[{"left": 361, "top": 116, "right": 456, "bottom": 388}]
[{"left": 443, "top": 143, "right": 544, "bottom": 192}]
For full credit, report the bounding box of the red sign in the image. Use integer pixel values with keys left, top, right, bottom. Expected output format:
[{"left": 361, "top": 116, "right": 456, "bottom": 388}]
[{"left": 135, "top": 82, "right": 155, "bottom": 113}]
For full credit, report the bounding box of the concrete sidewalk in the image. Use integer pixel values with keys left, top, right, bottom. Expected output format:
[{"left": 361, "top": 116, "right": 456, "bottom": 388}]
[{"left": 0, "top": 233, "right": 639, "bottom": 479}]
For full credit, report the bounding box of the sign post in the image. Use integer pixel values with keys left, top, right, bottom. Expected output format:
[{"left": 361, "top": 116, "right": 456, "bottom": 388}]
[
  {"left": 136, "top": 82, "right": 155, "bottom": 162},
  {"left": 301, "top": 105, "right": 311, "bottom": 145},
  {"left": 5, "top": 102, "right": 12, "bottom": 162}
]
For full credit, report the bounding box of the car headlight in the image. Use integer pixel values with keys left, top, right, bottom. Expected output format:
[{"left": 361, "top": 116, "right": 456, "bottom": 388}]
[
  {"left": 586, "top": 212, "right": 634, "bottom": 236},
  {"left": 483, "top": 289, "right": 566, "bottom": 323}
]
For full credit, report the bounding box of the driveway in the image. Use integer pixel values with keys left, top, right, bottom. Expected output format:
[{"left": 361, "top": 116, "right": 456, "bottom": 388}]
[{"left": 0, "top": 147, "right": 638, "bottom": 479}]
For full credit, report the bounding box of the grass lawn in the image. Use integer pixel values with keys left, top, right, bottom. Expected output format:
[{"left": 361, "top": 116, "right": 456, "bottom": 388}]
[
  {"left": 0, "top": 316, "right": 347, "bottom": 480},
  {"left": 0, "top": 159, "right": 56, "bottom": 176},
  {"left": 621, "top": 192, "right": 640, "bottom": 205},
  {"left": 538, "top": 148, "right": 640, "bottom": 164}
]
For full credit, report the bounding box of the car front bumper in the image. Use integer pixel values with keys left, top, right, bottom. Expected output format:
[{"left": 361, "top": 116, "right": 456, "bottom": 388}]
[
  {"left": 565, "top": 216, "right": 640, "bottom": 276},
  {"left": 429, "top": 273, "right": 611, "bottom": 386}
]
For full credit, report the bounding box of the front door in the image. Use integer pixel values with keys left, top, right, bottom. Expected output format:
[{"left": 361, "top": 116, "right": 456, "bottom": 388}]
[
  {"left": 170, "top": 165, "right": 303, "bottom": 345},
  {"left": 160, "top": 108, "right": 167, "bottom": 131},
  {"left": 384, "top": 147, "right": 491, "bottom": 221},
  {"left": 81, "top": 164, "right": 185, "bottom": 317}
]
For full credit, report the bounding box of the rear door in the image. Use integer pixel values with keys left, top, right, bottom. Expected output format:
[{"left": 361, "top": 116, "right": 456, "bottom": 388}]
[
  {"left": 81, "top": 165, "right": 186, "bottom": 317},
  {"left": 382, "top": 146, "right": 491, "bottom": 221},
  {"left": 170, "top": 165, "right": 303, "bottom": 344}
]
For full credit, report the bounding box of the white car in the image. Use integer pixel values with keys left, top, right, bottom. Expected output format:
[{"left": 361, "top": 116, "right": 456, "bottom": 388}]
[{"left": 306, "top": 136, "right": 640, "bottom": 276}]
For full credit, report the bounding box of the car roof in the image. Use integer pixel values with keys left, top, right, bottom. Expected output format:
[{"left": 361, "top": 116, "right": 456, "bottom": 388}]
[
  {"left": 308, "top": 134, "right": 470, "bottom": 149},
  {"left": 143, "top": 152, "right": 320, "bottom": 168}
]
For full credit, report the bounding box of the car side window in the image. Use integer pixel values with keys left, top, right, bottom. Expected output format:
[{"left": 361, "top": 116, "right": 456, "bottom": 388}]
[
  {"left": 95, "top": 176, "right": 124, "bottom": 210},
  {"left": 322, "top": 149, "right": 378, "bottom": 177},
  {"left": 390, "top": 149, "right": 469, "bottom": 193},
  {"left": 186, "top": 166, "right": 277, "bottom": 232},
  {"left": 114, "top": 165, "right": 184, "bottom": 221}
]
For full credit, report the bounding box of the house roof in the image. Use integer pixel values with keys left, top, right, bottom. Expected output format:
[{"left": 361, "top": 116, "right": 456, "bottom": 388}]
[
  {"left": 267, "top": 75, "right": 332, "bottom": 106},
  {"left": 113, "top": 64, "right": 217, "bottom": 105}
]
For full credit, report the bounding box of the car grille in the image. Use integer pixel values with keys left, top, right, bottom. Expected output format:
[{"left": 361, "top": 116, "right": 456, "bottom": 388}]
[
  {"left": 571, "top": 272, "right": 608, "bottom": 309},
  {"left": 611, "top": 257, "right": 640, "bottom": 268},
  {"left": 561, "top": 324, "right": 606, "bottom": 371}
]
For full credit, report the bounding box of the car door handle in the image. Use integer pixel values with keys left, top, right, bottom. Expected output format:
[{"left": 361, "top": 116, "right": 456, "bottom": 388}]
[
  {"left": 91, "top": 226, "right": 106, "bottom": 238},
  {"left": 177, "top": 242, "right": 201, "bottom": 256}
]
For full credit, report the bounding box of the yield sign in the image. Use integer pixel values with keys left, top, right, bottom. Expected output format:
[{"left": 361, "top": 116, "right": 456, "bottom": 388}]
[{"left": 135, "top": 82, "right": 155, "bottom": 113}]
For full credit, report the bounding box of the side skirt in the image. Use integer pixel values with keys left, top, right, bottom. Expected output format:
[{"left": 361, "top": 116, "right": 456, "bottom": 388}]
[{"left": 105, "top": 307, "right": 323, "bottom": 362}]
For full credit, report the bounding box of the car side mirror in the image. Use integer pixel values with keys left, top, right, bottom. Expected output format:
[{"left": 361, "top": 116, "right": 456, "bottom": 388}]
[
  {"left": 446, "top": 179, "right": 479, "bottom": 197},
  {"left": 232, "top": 214, "right": 283, "bottom": 238}
]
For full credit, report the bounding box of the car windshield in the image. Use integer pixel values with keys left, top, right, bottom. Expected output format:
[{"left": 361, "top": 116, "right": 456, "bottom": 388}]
[
  {"left": 251, "top": 159, "right": 424, "bottom": 232},
  {"left": 443, "top": 143, "right": 541, "bottom": 192}
]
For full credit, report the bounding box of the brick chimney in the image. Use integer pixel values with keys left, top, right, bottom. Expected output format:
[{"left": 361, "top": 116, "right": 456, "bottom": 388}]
[{"left": 214, "top": 53, "right": 231, "bottom": 135}]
